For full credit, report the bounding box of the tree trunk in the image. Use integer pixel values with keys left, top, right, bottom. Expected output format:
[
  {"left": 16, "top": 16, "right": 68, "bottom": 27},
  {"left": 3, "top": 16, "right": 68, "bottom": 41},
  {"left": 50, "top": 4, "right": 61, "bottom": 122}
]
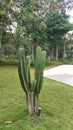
[
  {"left": 31, "top": 44, "right": 36, "bottom": 58},
  {"left": 0, "top": 39, "right": 1, "bottom": 49},
  {"left": 0, "top": 31, "right": 2, "bottom": 49},
  {"left": 63, "top": 41, "right": 66, "bottom": 60},
  {"left": 51, "top": 43, "right": 54, "bottom": 60},
  {"left": 56, "top": 44, "right": 58, "bottom": 61},
  {"left": 31, "top": 45, "right": 34, "bottom": 56},
  {"left": 0, "top": 20, "right": 3, "bottom": 49}
]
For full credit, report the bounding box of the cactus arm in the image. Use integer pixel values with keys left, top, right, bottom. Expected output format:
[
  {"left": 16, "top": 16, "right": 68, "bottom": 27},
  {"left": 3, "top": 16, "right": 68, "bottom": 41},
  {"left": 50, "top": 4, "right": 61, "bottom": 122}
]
[
  {"left": 34, "top": 46, "right": 42, "bottom": 95},
  {"left": 35, "top": 46, "right": 42, "bottom": 81},
  {"left": 38, "top": 51, "right": 46, "bottom": 94},
  {"left": 18, "top": 59, "right": 27, "bottom": 93},
  {"left": 34, "top": 46, "right": 46, "bottom": 95},
  {"left": 18, "top": 47, "right": 28, "bottom": 93},
  {"left": 26, "top": 56, "right": 31, "bottom": 90}
]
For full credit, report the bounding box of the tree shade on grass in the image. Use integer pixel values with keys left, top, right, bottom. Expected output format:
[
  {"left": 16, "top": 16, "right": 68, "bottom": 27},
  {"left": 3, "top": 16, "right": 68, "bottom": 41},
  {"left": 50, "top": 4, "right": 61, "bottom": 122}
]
[{"left": 0, "top": 66, "right": 73, "bottom": 130}]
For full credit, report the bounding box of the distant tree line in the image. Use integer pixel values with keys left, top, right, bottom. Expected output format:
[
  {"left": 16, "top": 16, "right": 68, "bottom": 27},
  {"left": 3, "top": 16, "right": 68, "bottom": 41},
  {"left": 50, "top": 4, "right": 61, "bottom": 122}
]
[{"left": 0, "top": 0, "right": 73, "bottom": 60}]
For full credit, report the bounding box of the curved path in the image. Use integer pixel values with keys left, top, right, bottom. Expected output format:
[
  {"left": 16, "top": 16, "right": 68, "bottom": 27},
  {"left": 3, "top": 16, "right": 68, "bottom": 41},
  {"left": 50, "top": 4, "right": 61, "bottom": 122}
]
[{"left": 43, "top": 65, "right": 73, "bottom": 86}]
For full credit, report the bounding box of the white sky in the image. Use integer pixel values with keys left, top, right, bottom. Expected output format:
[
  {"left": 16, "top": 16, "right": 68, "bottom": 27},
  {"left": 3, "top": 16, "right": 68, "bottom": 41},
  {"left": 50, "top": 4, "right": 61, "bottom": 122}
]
[
  {"left": 10, "top": 22, "right": 17, "bottom": 33},
  {"left": 68, "top": 10, "right": 73, "bottom": 23}
]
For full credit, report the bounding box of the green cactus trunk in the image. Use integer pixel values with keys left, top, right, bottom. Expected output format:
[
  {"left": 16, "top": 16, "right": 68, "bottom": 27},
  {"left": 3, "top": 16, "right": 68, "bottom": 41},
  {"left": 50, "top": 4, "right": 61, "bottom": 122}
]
[{"left": 18, "top": 46, "right": 46, "bottom": 117}]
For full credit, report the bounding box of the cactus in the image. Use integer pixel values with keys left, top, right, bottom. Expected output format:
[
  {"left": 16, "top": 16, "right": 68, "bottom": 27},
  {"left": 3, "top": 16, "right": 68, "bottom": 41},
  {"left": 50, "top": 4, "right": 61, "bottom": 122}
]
[{"left": 18, "top": 46, "right": 46, "bottom": 117}]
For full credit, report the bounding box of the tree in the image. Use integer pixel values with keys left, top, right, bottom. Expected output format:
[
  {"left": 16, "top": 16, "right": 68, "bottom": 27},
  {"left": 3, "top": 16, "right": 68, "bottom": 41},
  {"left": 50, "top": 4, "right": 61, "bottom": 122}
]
[
  {"left": 18, "top": 46, "right": 46, "bottom": 117},
  {"left": 0, "top": 2, "right": 8, "bottom": 49},
  {"left": 46, "top": 11, "right": 73, "bottom": 60},
  {"left": 65, "top": 33, "right": 73, "bottom": 59},
  {"left": 0, "top": 0, "right": 14, "bottom": 50},
  {"left": 1, "top": 30, "right": 16, "bottom": 56},
  {"left": 11, "top": 0, "right": 48, "bottom": 56}
]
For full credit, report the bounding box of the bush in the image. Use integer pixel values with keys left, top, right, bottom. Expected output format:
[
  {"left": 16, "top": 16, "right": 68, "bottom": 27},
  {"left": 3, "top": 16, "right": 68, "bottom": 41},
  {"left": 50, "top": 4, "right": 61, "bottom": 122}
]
[
  {"left": 9, "top": 55, "right": 17, "bottom": 60},
  {"left": 63, "top": 59, "right": 73, "bottom": 64},
  {"left": 45, "top": 57, "right": 50, "bottom": 66},
  {"left": 8, "top": 55, "right": 18, "bottom": 65},
  {"left": 0, "top": 55, "right": 18, "bottom": 66},
  {"left": 45, "top": 57, "right": 54, "bottom": 66},
  {"left": 4, "top": 59, "right": 18, "bottom": 65},
  {"left": 30, "top": 56, "right": 55, "bottom": 67},
  {"left": 0, "top": 58, "right": 5, "bottom": 65}
]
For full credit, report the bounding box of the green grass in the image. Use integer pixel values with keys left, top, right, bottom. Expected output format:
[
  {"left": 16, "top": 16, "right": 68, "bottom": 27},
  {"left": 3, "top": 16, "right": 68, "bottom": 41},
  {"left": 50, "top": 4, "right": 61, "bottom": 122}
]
[{"left": 0, "top": 66, "right": 73, "bottom": 130}]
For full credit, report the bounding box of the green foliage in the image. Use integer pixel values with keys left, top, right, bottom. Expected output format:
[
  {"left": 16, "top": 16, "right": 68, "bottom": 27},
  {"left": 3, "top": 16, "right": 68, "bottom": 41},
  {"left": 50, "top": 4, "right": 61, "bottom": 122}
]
[
  {"left": 45, "top": 57, "right": 54, "bottom": 67},
  {"left": 63, "top": 59, "right": 73, "bottom": 64},
  {"left": 9, "top": 55, "right": 17, "bottom": 60},
  {"left": 14, "top": 0, "right": 48, "bottom": 52},
  {"left": 0, "top": 0, "right": 16, "bottom": 50},
  {"left": 46, "top": 11, "right": 72, "bottom": 41},
  {"left": 1, "top": 31, "right": 16, "bottom": 55},
  {"left": 46, "top": 11, "right": 73, "bottom": 60},
  {"left": 0, "top": 58, "right": 5, "bottom": 65},
  {"left": 0, "top": 0, "right": 73, "bottom": 61},
  {"left": 0, "top": 55, "right": 18, "bottom": 65}
]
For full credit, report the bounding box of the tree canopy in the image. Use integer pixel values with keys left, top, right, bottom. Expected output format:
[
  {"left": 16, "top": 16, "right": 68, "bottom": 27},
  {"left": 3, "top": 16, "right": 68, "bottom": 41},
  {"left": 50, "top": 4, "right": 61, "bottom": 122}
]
[{"left": 0, "top": 0, "right": 73, "bottom": 60}]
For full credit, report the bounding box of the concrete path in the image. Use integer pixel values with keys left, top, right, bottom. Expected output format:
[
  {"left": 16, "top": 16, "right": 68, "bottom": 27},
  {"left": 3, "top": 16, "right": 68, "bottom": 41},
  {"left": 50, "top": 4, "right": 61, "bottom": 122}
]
[{"left": 43, "top": 65, "right": 73, "bottom": 86}]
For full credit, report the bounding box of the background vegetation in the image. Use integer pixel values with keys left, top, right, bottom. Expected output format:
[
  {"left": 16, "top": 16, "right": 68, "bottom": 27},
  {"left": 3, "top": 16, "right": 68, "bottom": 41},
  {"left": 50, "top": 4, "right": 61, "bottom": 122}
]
[{"left": 0, "top": 0, "right": 73, "bottom": 62}]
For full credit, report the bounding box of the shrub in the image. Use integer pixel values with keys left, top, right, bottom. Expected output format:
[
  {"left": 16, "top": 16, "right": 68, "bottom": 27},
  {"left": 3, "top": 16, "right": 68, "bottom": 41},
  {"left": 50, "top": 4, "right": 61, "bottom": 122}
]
[
  {"left": 63, "top": 59, "right": 73, "bottom": 64},
  {"left": 0, "top": 55, "right": 18, "bottom": 66},
  {"left": 4, "top": 59, "right": 18, "bottom": 65},
  {"left": 9, "top": 55, "right": 17, "bottom": 60},
  {"left": 0, "top": 58, "right": 5, "bottom": 65},
  {"left": 45, "top": 57, "right": 54, "bottom": 67}
]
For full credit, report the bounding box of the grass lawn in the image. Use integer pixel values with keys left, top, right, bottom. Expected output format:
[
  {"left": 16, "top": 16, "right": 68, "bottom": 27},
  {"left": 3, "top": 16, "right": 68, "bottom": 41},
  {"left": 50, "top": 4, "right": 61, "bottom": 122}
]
[{"left": 0, "top": 66, "right": 73, "bottom": 130}]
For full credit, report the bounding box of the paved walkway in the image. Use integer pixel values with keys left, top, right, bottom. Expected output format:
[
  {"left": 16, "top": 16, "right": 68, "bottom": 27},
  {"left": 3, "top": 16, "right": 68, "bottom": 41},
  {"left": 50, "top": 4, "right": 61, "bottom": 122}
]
[{"left": 43, "top": 65, "right": 73, "bottom": 86}]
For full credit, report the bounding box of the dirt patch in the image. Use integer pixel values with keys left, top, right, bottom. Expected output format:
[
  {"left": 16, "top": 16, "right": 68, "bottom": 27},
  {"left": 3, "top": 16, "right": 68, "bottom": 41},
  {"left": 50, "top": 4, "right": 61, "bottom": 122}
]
[{"left": 45, "top": 62, "right": 62, "bottom": 70}]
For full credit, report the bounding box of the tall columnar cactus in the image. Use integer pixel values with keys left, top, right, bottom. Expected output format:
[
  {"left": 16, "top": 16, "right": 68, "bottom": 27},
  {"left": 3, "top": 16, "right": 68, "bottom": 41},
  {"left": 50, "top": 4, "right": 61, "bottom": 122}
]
[{"left": 18, "top": 46, "right": 46, "bottom": 117}]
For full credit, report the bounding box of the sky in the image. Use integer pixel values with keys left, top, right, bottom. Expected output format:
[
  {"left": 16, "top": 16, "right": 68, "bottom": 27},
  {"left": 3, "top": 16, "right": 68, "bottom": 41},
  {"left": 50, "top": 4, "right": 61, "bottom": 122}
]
[{"left": 68, "top": 10, "right": 73, "bottom": 23}]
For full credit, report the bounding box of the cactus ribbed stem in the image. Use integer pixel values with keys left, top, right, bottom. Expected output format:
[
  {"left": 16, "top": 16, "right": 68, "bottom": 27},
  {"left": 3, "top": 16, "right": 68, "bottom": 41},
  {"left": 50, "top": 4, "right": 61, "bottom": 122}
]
[
  {"left": 18, "top": 47, "right": 28, "bottom": 93},
  {"left": 35, "top": 47, "right": 46, "bottom": 95},
  {"left": 18, "top": 46, "right": 46, "bottom": 117}
]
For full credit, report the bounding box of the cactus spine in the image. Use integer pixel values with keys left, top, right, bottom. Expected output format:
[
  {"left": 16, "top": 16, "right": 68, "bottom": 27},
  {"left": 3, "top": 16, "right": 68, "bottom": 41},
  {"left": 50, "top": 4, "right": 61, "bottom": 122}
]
[{"left": 18, "top": 46, "right": 46, "bottom": 117}]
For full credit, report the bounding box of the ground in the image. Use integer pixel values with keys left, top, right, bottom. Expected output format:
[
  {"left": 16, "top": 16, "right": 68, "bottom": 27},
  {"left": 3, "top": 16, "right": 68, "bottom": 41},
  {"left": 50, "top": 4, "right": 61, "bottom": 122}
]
[
  {"left": 0, "top": 66, "right": 73, "bottom": 130},
  {"left": 44, "top": 65, "right": 73, "bottom": 86}
]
